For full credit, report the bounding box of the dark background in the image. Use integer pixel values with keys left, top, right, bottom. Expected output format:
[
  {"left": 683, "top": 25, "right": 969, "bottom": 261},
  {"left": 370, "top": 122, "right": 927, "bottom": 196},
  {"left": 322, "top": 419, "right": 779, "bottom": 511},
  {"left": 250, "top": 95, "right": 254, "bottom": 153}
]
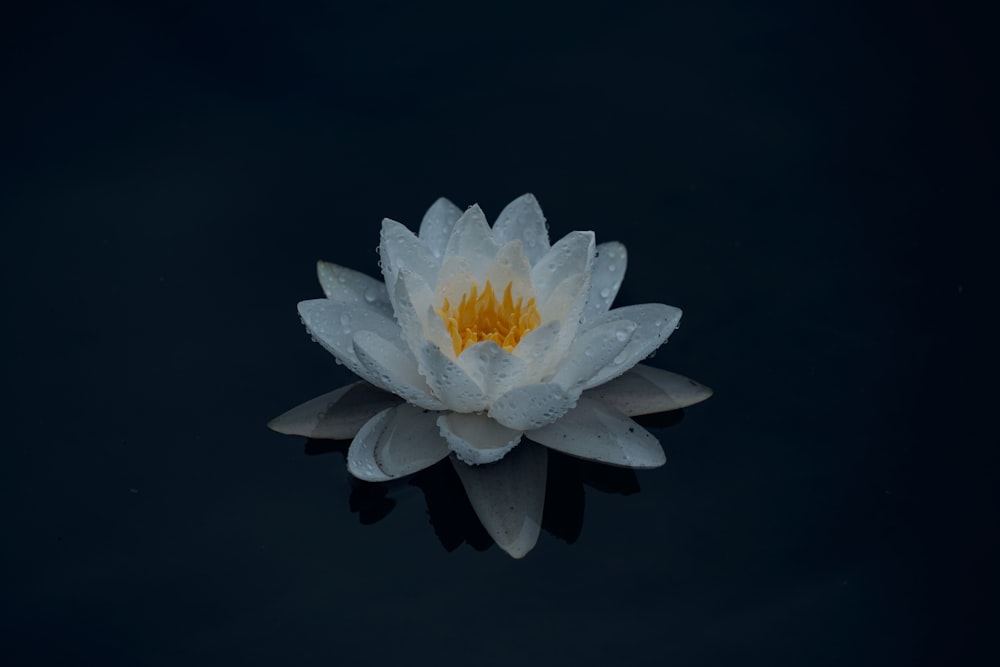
[{"left": 3, "top": 1, "right": 995, "bottom": 664}]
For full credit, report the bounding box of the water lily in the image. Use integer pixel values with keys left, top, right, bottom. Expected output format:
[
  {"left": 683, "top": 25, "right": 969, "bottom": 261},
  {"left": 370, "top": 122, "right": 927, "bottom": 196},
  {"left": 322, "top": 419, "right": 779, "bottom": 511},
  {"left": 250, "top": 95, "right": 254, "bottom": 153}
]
[{"left": 270, "top": 194, "right": 712, "bottom": 557}]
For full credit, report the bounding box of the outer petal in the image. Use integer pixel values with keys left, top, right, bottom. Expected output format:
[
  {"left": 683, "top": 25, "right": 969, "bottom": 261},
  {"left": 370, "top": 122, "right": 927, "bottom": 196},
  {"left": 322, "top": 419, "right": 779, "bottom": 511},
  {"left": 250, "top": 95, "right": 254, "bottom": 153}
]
[
  {"left": 416, "top": 342, "right": 489, "bottom": 413},
  {"left": 391, "top": 269, "right": 441, "bottom": 356},
  {"left": 297, "top": 299, "right": 404, "bottom": 387},
  {"left": 550, "top": 319, "right": 636, "bottom": 393},
  {"left": 267, "top": 381, "right": 403, "bottom": 439},
  {"left": 488, "top": 383, "right": 577, "bottom": 431},
  {"left": 529, "top": 398, "right": 665, "bottom": 468},
  {"left": 530, "top": 231, "right": 596, "bottom": 305},
  {"left": 438, "top": 412, "right": 523, "bottom": 465},
  {"left": 347, "top": 405, "right": 449, "bottom": 481},
  {"left": 581, "top": 303, "right": 683, "bottom": 390},
  {"left": 316, "top": 261, "right": 392, "bottom": 316},
  {"left": 583, "top": 364, "right": 713, "bottom": 415},
  {"left": 352, "top": 330, "right": 444, "bottom": 410},
  {"left": 418, "top": 197, "right": 463, "bottom": 259},
  {"left": 581, "top": 242, "right": 627, "bottom": 326},
  {"left": 443, "top": 204, "right": 501, "bottom": 281},
  {"left": 451, "top": 441, "right": 548, "bottom": 558},
  {"left": 372, "top": 404, "right": 450, "bottom": 477},
  {"left": 491, "top": 193, "right": 550, "bottom": 265},
  {"left": 379, "top": 218, "right": 441, "bottom": 300}
]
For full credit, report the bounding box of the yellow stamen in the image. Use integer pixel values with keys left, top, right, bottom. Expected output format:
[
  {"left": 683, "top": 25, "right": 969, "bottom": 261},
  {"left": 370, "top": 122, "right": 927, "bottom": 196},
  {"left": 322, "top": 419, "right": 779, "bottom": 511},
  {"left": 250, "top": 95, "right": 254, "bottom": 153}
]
[{"left": 436, "top": 280, "right": 541, "bottom": 356}]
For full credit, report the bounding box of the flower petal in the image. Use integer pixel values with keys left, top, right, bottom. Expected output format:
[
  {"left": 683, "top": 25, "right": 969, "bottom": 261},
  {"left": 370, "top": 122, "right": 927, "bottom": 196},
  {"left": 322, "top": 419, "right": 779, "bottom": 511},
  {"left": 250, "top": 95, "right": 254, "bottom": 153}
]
[
  {"left": 267, "top": 381, "right": 403, "bottom": 439},
  {"left": 391, "top": 269, "right": 442, "bottom": 356},
  {"left": 347, "top": 405, "right": 449, "bottom": 480},
  {"left": 316, "top": 261, "right": 392, "bottom": 316},
  {"left": 297, "top": 298, "right": 404, "bottom": 382},
  {"left": 581, "top": 242, "right": 627, "bottom": 326},
  {"left": 482, "top": 239, "right": 534, "bottom": 305},
  {"left": 491, "top": 193, "right": 550, "bottom": 265},
  {"left": 488, "top": 383, "right": 577, "bottom": 431},
  {"left": 352, "top": 330, "right": 445, "bottom": 410},
  {"left": 583, "top": 364, "right": 713, "bottom": 415},
  {"left": 379, "top": 218, "right": 441, "bottom": 300},
  {"left": 372, "top": 404, "right": 450, "bottom": 477},
  {"left": 530, "top": 230, "right": 595, "bottom": 305},
  {"left": 511, "top": 320, "right": 561, "bottom": 380},
  {"left": 418, "top": 197, "right": 463, "bottom": 259},
  {"left": 550, "top": 319, "right": 637, "bottom": 392},
  {"left": 347, "top": 408, "right": 395, "bottom": 481},
  {"left": 438, "top": 412, "right": 523, "bottom": 465},
  {"left": 529, "top": 398, "right": 665, "bottom": 468},
  {"left": 416, "top": 342, "right": 489, "bottom": 413},
  {"left": 535, "top": 270, "right": 592, "bottom": 377},
  {"left": 450, "top": 442, "right": 548, "bottom": 558},
  {"left": 581, "top": 303, "right": 683, "bottom": 389},
  {"left": 443, "top": 204, "right": 500, "bottom": 279},
  {"left": 455, "top": 340, "right": 528, "bottom": 402}
]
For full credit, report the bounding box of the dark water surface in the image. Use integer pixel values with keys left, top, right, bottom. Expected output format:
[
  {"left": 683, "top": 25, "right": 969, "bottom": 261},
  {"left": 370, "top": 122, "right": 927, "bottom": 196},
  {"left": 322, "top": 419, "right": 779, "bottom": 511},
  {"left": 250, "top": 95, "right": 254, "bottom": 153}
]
[{"left": 3, "top": 1, "right": 994, "bottom": 665}]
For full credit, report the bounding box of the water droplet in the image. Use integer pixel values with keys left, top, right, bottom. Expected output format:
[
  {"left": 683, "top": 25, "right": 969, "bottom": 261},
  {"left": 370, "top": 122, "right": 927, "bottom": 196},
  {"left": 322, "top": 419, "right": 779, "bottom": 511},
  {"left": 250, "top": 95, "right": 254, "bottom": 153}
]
[
  {"left": 608, "top": 264, "right": 616, "bottom": 272},
  {"left": 599, "top": 287, "right": 611, "bottom": 299},
  {"left": 654, "top": 319, "right": 663, "bottom": 327},
  {"left": 615, "top": 329, "right": 629, "bottom": 342},
  {"left": 613, "top": 351, "right": 628, "bottom": 364},
  {"left": 364, "top": 287, "right": 378, "bottom": 303}
]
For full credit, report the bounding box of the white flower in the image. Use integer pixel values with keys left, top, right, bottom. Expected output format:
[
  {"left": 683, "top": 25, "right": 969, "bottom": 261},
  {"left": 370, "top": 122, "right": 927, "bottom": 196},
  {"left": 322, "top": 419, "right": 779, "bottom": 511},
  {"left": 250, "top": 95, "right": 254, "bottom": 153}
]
[{"left": 270, "top": 194, "right": 712, "bottom": 557}]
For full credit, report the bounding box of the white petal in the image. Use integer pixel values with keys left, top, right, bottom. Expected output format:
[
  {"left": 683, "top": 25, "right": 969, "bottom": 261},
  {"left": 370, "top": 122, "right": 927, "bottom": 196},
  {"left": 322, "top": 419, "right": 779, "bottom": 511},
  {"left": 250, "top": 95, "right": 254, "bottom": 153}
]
[
  {"left": 416, "top": 342, "right": 489, "bottom": 413},
  {"left": 581, "top": 303, "right": 683, "bottom": 389},
  {"left": 391, "top": 269, "right": 439, "bottom": 356},
  {"left": 455, "top": 341, "right": 528, "bottom": 402},
  {"left": 347, "top": 408, "right": 395, "bottom": 481},
  {"left": 550, "top": 319, "right": 636, "bottom": 392},
  {"left": 443, "top": 204, "right": 500, "bottom": 279},
  {"left": 451, "top": 442, "right": 547, "bottom": 558},
  {"left": 529, "top": 398, "right": 665, "bottom": 468},
  {"left": 316, "top": 261, "right": 392, "bottom": 316},
  {"left": 581, "top": 242, "right": 627, "bottom": 326},
  {"left": 530, "top": 231, "right": 595, "bottom": 305},
  {"left": 297, "top": 299, "right": 403, "bottom": 383},
  {"left": 418, "top": 197, "right": 463, "bottom": 259},
  {"left": 379, "top": 218, "right": 441, "bottom": 300},
  {"left": 488, "top": 383, "right": 577, "bottom": 431},
  {"left": 372, "top": 404, "right": 450, "bottom": 477},
  {"left": 438, "top": 412, "right": 523, "bottom": 465},
  {"left": 583, "top": 364, "right": 713, "bottom": 415},
  {"left": 513, "top": 321, "right": 561, "bottom": 384},
  {"left": 267, "top": 381, "right": 403, "bottom": 439},
  {"left": 352, "top": 330, "right": 444, "bottom": 410},
  {"left": 347, "top": 405, "right": 449, "bottom": 480},
  {"left": 536, "top": 271, "right": 591, "bottom": 377},
  {"left": 491, "top": 193, "right": 550, "bottom": 265},
  {"left": 433, "top": 255, "right": 478, "bottom": 314},
  {"left": 482, "top": 240, "right": 534, "bottom": 304}
]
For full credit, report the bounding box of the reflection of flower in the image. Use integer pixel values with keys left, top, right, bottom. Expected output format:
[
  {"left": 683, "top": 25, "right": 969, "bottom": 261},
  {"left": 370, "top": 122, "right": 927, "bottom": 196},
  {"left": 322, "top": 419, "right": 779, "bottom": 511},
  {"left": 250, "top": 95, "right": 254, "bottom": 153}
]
[{"left": 270, "top": 195, "right": 712, "bottom": 557}]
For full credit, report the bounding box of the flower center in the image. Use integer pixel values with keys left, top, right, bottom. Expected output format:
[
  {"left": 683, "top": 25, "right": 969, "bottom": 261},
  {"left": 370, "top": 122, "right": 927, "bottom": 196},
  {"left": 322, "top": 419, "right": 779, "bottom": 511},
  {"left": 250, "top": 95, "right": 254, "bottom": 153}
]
[{"left": 436, "top": 280, "right": 541, "bottom": 356}]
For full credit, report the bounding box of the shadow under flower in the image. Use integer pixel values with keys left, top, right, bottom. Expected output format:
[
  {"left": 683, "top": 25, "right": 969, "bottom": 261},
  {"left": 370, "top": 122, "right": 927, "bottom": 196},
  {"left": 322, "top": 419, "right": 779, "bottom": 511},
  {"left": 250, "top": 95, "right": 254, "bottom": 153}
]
[{"left": 304, "top": 409, "right": 685, "bottom": 555}]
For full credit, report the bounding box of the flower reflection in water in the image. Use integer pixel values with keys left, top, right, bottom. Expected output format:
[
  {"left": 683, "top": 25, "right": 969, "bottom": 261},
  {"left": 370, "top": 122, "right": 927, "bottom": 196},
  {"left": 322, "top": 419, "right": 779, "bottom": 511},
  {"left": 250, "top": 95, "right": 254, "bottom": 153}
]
[
  {"left": 270, "top": 195, "right": 711, "bottom": 557},
  {"left": 302, "top": 407, "right": 685, "bottom": 554}
]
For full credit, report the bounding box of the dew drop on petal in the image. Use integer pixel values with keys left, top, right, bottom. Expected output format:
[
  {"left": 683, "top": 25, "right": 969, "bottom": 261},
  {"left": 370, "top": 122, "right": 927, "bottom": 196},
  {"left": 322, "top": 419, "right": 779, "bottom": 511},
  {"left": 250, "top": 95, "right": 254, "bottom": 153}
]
[
  {"left": 364, "top": 287, "right": 378, "bottom": 303},
  {"left": 615, "top": 329, "right": 629, "bottom": 342},
  {"left": 613, "top": 351, "right": 628, "bottom": 365},
  {"left": 608, "top": 264, "right": 616, "bottom": 272},
  {"left": 599, "top": 287, "right": 611, "bottom": 299}
]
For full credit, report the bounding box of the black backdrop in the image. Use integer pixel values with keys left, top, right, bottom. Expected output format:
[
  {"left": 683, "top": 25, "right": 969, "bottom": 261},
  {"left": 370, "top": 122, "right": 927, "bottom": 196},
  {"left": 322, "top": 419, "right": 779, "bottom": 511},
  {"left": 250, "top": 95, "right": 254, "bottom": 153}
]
[{"left": 2, "top": 1, "right": 995, "bottom": 665}]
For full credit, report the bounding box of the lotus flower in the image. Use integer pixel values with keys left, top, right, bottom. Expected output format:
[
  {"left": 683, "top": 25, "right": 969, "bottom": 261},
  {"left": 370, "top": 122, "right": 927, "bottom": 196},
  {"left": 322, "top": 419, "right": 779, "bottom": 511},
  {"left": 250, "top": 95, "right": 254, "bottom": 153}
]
[{"left": 270, "top": 194, "right": 712, "bottom": 557}]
